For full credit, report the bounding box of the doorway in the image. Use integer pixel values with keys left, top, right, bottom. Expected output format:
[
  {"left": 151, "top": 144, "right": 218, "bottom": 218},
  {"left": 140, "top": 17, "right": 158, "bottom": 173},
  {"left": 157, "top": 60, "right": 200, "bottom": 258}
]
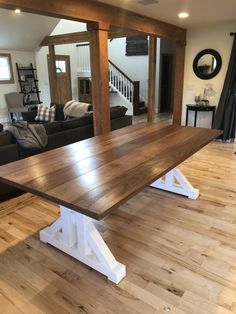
[
  {"left": 48, "top": 55, "right": 72, "bottom": 104},
  {"left": 159, "top": 54, "right": 174, "bottom": 113}
]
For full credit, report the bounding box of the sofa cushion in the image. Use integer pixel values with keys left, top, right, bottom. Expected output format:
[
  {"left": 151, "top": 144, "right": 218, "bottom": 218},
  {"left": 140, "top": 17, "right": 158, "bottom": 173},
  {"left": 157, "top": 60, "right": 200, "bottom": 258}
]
[
  {"left": 35, "top": 105, "right": 56, "bottom": 122},
  {"left": 51, "top": 103, "right": 65, "bottom": 121},
  {"left": 43, "top": 121, "right": 63, "bottom": 135},
  {"left": 0, "top": 131, "right": 14, "bottom": 146},
  {"left": 62, "top": 115, "right": 93, "bottom": 130},
  {"left": 110, "top": 106, "right": 128, "bottom": 119}
]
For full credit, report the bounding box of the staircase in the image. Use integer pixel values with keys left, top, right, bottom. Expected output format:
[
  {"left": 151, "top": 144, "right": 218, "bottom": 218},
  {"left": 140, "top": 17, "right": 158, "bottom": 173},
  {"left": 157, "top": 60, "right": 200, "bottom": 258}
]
[
  {"left": 77, "top": 44, "right": 147, "bottom": 115},
  {"left": 108, "top": 60, "right": 147, "bottom": 115}
]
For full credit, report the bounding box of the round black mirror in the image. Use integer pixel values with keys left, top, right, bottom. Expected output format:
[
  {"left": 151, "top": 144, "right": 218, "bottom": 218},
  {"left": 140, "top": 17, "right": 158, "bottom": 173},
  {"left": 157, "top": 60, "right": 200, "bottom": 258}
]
[{"left": 193, "top": 49, "right": 222, "bottom": 80}]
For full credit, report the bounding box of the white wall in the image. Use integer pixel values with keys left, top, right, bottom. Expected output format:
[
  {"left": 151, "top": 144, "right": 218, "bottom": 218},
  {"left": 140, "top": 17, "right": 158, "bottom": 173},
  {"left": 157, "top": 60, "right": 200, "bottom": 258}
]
[
  {"left": 109, "top": 37, "right": 161, "bottom": 111},
  {"left": 182, "top": 22, "right": 236, "bottom": 127},
  {"left": 35, "top": 20, "right": 86, "bottom": 106},
  {"left": 108, "top": 38, "right": 148, "bottom": 102},
  {"left": 0, "top": 49, "right": 35, "bottom": 121}
]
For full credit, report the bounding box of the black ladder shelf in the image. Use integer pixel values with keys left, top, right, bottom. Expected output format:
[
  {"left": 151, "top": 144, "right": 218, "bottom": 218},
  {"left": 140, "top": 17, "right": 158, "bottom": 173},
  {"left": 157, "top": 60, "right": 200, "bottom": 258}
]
[{"left": 16, "top": 62, "right": 42, "bottom": 106}]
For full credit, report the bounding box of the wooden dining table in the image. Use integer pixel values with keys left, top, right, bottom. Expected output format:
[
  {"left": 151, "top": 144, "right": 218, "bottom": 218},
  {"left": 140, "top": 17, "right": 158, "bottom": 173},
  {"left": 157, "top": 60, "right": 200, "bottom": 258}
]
[{"left": 0, "top": 123, "right": 221, "bottom": 283}]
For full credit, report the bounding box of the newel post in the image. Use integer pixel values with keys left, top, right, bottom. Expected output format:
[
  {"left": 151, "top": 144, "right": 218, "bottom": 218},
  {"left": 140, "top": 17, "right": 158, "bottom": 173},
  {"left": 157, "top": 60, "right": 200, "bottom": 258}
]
[{"left": 133, "top": 81, "right": 140, "bottom": 115}]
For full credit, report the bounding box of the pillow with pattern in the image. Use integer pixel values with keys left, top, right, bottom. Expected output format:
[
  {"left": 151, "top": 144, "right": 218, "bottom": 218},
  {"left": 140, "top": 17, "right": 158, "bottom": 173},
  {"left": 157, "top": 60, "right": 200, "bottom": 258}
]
[{"left": 35, "top": 105, "right": 56, "bottom": 122}]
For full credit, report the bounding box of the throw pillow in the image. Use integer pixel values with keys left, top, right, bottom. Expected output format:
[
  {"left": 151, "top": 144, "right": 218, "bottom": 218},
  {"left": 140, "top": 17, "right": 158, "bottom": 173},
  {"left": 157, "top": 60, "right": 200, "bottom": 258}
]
[
  {"left": 50, "top": 103, "right": 65, "bottom": 121},
  {"left": 35, "top": 105, "right": 56, "bottom": 122},
  {"left": 21, "top": 110, "right": 37, "bottom": 122},
  {"left": 63, "top": 100, "right": 91, "bottom": 118}
]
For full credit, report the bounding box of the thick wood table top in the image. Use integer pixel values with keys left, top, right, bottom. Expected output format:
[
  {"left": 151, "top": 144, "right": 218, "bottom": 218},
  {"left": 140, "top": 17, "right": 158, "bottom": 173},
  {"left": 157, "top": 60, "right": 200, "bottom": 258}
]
[{"left": 0, "top": 123, "right": 221, "bottom": 220}]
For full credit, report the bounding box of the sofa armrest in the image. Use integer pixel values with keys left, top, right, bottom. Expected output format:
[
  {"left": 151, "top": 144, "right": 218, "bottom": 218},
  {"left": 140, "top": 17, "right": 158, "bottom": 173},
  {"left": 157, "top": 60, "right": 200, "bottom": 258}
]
[{"left": 111, "top": 115, "right": 132, "bottom": 131}]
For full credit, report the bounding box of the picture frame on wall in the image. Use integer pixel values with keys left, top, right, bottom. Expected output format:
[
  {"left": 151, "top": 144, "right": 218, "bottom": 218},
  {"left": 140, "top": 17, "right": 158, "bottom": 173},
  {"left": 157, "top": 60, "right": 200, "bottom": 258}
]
[{"left": 126, "top": 35, "right": 148, "bottom": 56}]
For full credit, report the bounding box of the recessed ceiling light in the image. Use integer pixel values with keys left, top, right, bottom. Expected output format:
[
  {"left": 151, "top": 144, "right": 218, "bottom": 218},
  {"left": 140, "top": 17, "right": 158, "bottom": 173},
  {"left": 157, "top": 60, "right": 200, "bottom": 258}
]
[
  {"left": 178, "top": 12, "right": 189, "bottom": 19},
  {"left": 14, "top": 8, "right": 21, "bottom": 14}
]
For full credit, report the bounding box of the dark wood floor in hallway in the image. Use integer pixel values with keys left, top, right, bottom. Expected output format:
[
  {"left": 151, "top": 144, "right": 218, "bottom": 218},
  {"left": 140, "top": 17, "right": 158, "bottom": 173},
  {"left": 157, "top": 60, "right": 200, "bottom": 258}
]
[{"left": 0, "top": 140, "right": 236, "bottom": 313}]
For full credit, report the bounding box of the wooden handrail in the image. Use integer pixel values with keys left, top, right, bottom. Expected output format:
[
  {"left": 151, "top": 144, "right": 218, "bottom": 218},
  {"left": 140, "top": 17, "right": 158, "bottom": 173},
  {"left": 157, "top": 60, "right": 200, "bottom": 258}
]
[{"left": 108, "top": 59, "right": 134, "bottom": 84}]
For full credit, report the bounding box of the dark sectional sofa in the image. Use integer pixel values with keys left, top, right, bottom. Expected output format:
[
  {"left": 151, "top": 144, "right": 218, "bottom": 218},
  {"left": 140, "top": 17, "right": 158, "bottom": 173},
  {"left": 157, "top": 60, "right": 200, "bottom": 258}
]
[{"left": 0, "top": 105, "right": 132, "bottom": 201}]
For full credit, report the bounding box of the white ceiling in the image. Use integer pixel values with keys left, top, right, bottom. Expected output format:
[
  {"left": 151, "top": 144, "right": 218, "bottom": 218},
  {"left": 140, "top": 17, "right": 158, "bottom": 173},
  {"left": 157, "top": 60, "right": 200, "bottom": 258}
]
[
  {"left": 0, "top": 8, "right": 59, "bottom": 51},
  {"left": 96, "top": 0, "right": 236, "bottom": 28}
]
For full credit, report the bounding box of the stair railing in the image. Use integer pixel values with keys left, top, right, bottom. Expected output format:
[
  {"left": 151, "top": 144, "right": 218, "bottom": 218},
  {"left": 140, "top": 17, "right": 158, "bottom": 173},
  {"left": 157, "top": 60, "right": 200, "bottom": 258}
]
[
  {"left": 76, "top": 43, "right": 90, "bottom": 73},
  {"left": 108, "top": 59, "right": 139, "bottom": 110},
  {"left": 77, "top": 43, "right": 140, "bottom": 110}
]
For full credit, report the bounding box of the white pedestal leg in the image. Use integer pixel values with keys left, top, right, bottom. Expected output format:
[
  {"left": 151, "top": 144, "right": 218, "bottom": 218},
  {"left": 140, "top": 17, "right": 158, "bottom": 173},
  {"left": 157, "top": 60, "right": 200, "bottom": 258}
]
[
  {"left": 40, "top": 206, "right": 126, "bottom": 284},
  {"left": 150, "top": 167, "right": 199, "bottom": 199}
]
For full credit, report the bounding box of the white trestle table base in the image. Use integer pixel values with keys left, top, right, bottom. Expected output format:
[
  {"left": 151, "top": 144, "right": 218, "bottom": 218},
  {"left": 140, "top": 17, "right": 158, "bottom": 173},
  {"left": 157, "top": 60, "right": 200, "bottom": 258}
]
[
  {"left": 40, "top": 167, "right": 198, "bottom": 284},
  {"left": 40, "top": 206, "right": 126, "bottom": 284},
  {"left": 150, "top": 167, "right": 199, "bottom": 200}
]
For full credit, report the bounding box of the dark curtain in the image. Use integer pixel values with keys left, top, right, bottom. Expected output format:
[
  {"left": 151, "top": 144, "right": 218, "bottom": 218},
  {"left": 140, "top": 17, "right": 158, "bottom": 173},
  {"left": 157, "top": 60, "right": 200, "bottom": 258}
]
[{"left": 213, "top": 35, "right": 236, "bottom": 141}]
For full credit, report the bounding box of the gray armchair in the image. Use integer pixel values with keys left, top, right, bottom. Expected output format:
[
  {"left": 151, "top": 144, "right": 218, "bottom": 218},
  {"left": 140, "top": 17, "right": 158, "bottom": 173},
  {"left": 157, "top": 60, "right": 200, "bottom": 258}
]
[{"left": 5, "top": 92, "right": 28, "bottom": 121}]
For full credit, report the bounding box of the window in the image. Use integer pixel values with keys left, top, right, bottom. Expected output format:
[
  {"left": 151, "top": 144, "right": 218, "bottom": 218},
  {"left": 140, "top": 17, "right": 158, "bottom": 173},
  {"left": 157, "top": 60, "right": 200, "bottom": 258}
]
[
  {"left": 56, "top": 60, "right": 66, "bottom": 73},
  {"left": 0, "top": 53, "right": 14, "bottom": 84}
]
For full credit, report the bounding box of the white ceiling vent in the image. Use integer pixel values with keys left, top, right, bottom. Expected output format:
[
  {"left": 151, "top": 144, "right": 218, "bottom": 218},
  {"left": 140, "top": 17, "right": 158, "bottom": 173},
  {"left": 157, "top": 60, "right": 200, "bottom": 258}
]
[{"left": 138, "top": 0, "right": 159, "bottom": 5}]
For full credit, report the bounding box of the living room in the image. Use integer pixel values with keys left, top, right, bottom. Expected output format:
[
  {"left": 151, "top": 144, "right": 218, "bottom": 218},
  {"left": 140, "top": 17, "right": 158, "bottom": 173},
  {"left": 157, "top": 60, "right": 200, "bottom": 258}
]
[
  {"left": 0, "top": 0, "right": 236, "bottom": 313},
  {"left": 0, "top": 12, "right": 176, "bottom": 121}
]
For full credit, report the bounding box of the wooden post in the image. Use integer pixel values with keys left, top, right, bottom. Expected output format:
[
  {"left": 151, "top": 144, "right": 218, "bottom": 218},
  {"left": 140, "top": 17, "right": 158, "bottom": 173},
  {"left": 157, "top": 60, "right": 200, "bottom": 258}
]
[
  {"left": 88, "top": 22, "right": 110, "bottom": 135},
  {"left": 47, "top": 45, "right": 58, "bottom": 103},
  {"left": 173, "top": 40, "right": 186, "bottom": 125},
  {"left": 147, "top": 36, "right": 157, "bottom": 122}
]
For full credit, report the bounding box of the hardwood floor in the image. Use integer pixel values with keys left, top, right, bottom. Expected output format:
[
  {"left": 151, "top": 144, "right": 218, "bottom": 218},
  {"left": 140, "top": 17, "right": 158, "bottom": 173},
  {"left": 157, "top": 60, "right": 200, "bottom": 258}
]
[
  {"left": 0, "top": 140, "right": 236, "bottom": 313},
  {"left": 132, "top": 112, "right": 172, "bottom": 125}
]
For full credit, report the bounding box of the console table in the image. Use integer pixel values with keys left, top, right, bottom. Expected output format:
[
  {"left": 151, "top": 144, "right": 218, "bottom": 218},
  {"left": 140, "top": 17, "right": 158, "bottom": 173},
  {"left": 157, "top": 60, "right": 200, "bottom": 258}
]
[{"left": 185, "top": 104, "right": 216, "bottom": 128}]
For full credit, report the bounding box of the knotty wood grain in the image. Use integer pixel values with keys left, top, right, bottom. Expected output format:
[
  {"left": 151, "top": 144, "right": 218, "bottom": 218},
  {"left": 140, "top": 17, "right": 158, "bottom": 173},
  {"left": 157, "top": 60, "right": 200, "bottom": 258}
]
[{"left": 0, "top": 124, "right": 221, "bottom": 220}]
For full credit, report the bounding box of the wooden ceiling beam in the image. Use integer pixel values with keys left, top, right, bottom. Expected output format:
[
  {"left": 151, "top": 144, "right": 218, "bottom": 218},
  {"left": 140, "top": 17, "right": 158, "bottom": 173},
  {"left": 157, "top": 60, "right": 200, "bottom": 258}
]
[
  {"left": 41, "top": 31, "right": 89, "bottom": 46},
  {"left": 40, "top": 28, "right": 143, "bottom": 46},
  {"left": 109, "top": 27, "right": 143, "bottom": 40},
  {"left": 0, "top": 0, "right": 186, "bottom": 42}
]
